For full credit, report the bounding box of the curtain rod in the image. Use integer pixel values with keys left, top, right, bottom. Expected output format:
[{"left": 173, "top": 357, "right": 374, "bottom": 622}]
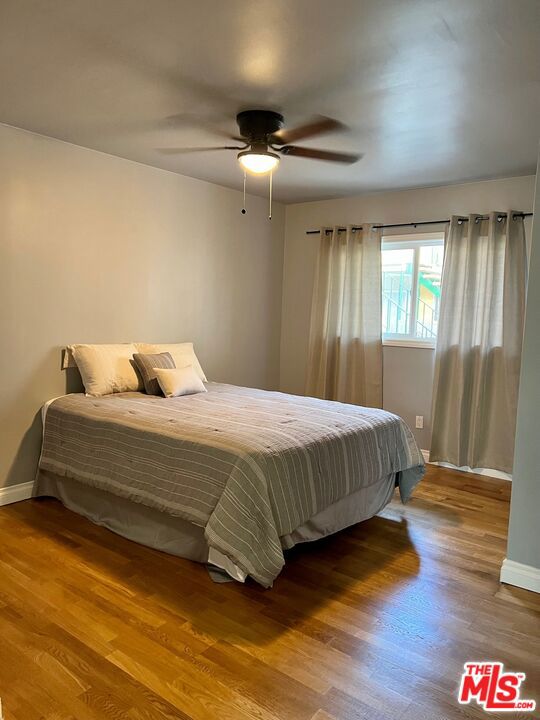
[{"left": 305, "top": 212, "right": 533, "bottom": 235}]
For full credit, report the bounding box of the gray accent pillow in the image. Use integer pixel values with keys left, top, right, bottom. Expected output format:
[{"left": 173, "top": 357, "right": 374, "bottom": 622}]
[{"left": 132, "top": 352, "right": 175, "bottom": 395}]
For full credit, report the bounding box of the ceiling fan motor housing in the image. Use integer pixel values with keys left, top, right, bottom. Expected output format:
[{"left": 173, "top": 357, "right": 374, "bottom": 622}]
[{"left": 236, "top": 110, "right": 284, "bottom": 143}]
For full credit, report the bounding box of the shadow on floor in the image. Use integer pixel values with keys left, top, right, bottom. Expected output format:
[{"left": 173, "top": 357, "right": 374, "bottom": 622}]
[{"left": 2, "top": 491, "right": 428, "bottom": 646}]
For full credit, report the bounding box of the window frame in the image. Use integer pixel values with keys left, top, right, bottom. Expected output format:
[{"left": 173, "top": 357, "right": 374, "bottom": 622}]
[{"left": 381, "top": 231, "right": 444, "bottom": 349}]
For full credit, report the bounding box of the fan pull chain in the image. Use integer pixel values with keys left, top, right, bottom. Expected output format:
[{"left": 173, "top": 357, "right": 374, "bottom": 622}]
[
  {"left": 241, "top": 171, "right": 247, "bottom": 214},
  {"left": 269, "top": 170, "right": 273, "bottom": 220}
]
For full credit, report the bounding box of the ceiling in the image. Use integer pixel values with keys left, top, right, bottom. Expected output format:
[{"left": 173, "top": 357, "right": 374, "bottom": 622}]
[{"left": 1, "top": 0, "right": 539, "bottom": 203}]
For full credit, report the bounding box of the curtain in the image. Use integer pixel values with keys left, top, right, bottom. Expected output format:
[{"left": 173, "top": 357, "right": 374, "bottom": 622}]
[
  {"left": 430, "top": 212, "right": 527, "bottom": 473},
  {"left": 305, "top": 224, "right": 382, "bottom": 407}
]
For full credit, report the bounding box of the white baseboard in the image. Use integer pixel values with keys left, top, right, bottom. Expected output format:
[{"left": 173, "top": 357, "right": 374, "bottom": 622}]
[
  {"left": 421, "top": 450, "right": 511, "bottom": 481},
  {"left": 500, "top": 558, "right": 540, "bottom": 594},
  {"left": 0, "top": 481, "right": 34, "bottom": 507}
]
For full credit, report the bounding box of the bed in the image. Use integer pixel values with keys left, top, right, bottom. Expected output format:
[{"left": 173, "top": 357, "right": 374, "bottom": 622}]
[{"left": 36, "top": 382, "right": 425, "bottom": 587}]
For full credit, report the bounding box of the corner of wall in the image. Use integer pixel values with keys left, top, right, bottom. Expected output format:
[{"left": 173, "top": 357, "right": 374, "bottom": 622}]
[{"left": 503, "top": 147, "right": 540, "bottom": 590}]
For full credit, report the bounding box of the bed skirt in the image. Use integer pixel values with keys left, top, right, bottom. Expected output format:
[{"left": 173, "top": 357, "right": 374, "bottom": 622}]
[{"left": 34, "top": 469, "right": 398, "bottom": 583}]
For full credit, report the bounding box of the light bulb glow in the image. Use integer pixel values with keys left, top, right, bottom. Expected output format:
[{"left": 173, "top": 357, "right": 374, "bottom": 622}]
[{"left": 238, "top": 151, "right": 279, "bottom": 175}]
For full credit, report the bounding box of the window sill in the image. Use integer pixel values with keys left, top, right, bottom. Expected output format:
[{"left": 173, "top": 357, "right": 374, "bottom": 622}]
[{"left": 383, "top": 339, "right": 436, "bottom": 349}]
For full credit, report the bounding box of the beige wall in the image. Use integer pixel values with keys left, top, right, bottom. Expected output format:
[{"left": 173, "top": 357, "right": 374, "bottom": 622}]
[
  {"left": 281, "top": 176, "right": 535, "bottom": 448},
  {"left": 1, "top": 124, "right": 535, "bottom": 493},
  {"left": 0, "top": 124, "right": 285, "bottom": 489}
]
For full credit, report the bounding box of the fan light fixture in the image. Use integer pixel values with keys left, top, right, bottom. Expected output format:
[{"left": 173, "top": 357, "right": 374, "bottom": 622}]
[
  {"left": 237, "top": 150, "right": 280, "bottom": 175},
  {"left": 160, "top": 110, "right": 359, "bottom": 217}
]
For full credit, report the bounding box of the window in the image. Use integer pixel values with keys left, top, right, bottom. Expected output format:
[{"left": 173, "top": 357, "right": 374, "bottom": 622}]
[{"left": 381, "top": 233, "right": 444, "bottom": 346}]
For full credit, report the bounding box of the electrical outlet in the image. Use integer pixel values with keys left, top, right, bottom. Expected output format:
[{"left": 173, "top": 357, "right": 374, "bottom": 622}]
[{"left": 415, "top": 415, "right": 424, "bottom": 429}]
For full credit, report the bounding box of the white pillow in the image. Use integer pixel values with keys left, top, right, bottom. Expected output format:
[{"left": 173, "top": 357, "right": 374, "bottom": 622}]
[
  {"left": 136, "top": 342, "right": 207, "bottom": 381},
  {"left": 68, "top": 343, "right": 141, "bottom": 397},
  {"left": 155, "top": 365, "right": 207, "bottom": 398}
]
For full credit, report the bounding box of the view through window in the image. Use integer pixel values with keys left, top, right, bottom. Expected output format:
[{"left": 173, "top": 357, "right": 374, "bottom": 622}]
[{"left": 381, "top": 233, "right": 444, "bottom": 344}]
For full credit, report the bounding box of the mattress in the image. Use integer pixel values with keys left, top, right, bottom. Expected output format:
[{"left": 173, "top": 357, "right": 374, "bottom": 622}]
[{"left": 38, "top": 383, "right": 425, "bottom": 586}]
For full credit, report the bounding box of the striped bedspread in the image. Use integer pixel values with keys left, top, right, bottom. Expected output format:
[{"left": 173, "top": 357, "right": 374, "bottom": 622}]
[{"left": 39, "top": 383, "right": 424, "bottom": 586}]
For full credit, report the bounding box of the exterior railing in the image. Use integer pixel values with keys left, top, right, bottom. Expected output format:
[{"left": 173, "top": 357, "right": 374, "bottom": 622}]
[{"left": 382, "top": 291, "right": 437, "bottom": 338}]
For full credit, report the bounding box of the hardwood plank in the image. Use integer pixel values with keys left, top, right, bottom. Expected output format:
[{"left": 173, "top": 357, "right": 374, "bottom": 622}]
[{"left": 0, "top": 466, "right": 538, "bottom": 720}]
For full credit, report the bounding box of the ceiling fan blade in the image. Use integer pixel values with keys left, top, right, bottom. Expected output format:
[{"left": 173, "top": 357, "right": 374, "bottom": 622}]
[
  {"left": 280, "top": 146, "right": 362, "bottom": 164},
  {"left": 164, "top": 113, "right": 245, "bottom": 142},
  {"left": 271, "top": 116, "right": 345, "bottom": 145},
  {"left": 158, "top": 146, "right": 243, "bottom": 154}
]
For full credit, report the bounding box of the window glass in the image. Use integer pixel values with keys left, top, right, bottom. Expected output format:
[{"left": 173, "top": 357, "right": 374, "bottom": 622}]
[
  {"left": 415, "top": 244, "right": 444, "bottom": 339},
  {"left": 382, "top": 247, "right": 414, "bottom": 335},
  {"left": 381, "top": 235, "right": 444, "bottom": 343}
]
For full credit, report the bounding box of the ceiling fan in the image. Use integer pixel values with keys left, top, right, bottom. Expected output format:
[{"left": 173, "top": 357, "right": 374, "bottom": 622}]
[{"left": 161, "top": 110, "right": 362, "bottom": 175}]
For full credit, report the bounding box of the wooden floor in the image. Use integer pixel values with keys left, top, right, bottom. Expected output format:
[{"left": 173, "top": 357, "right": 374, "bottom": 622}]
[{"left": 0, "top": 467, "right": 538, "bottom": 720}]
